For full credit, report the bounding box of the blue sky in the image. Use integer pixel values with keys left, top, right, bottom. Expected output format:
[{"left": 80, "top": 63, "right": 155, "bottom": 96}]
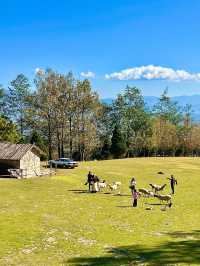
[{"left": 1, "top": 0, "right": 200, "bottom": 98}]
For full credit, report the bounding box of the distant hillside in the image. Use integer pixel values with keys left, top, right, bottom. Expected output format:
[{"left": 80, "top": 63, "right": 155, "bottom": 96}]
[{"left": 102, "top": 95, "right": 200, "bottom": 122}]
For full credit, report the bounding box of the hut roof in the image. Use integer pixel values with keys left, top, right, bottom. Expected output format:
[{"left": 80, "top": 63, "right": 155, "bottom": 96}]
[{"left": 0, "top": 142, "right": 42, "bottom": 160}]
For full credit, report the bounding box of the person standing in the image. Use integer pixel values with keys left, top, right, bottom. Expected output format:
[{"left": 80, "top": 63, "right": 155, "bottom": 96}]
[
  {"left": 91, "top": 175, "right": 100, "bottom": 193},
  {"left": 85, "top": 171, "right": 94, "bottom": 192},
  {"left": 131, "top": 188, "right": 140, "bottom": 207},
  {"left": 130, "top": 177, "right": 137, "bottom": 190},
  {"left": 167, "top": 175, "right": 177, "bottom": 194}
]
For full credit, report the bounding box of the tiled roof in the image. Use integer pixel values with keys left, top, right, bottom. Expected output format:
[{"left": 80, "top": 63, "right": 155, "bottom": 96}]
[{"left": 0, "top": 142, "right": 41, "bottom": 160}]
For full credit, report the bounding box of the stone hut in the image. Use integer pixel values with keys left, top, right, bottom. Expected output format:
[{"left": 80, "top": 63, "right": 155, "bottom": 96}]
[{"left": 0, "top": 142, "right": 41, "bottom": 178}]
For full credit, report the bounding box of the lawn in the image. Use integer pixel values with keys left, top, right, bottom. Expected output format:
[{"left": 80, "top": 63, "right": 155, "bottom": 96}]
[{"left": 0, "top": 157, "right": 200, "bottom": 266}]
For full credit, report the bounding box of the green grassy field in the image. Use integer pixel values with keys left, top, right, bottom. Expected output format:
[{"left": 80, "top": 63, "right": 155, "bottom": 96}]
[{"left": 0, "top": 157, "right": 200, "bottom": 266}]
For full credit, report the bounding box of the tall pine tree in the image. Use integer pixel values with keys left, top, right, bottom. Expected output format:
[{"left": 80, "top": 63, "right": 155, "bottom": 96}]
[
  {"left": 111, "top": 125, "right": 127, "bottom": 158},
  {"left": 6, "top": 74, "right": 30, "bottom": 135}
]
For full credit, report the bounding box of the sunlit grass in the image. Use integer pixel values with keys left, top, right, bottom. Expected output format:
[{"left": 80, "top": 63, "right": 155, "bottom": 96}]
[{"left": 0, "top": 157, "right": 199, "bottom": 265}]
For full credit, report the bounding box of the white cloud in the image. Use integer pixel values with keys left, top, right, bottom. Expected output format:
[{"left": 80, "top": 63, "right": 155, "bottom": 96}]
[
  {"left": 105, "top": 65, "right": 200, "bottom": 81},
  {"left": 35, "top": 68, "right": 45, "bottom": 76},
  {"left": 80, "top": 71, "right": 95, "bottom": 78}
]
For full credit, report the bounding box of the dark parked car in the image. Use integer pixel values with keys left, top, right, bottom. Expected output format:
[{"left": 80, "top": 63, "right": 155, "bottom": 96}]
[{"left": 48, "top": 158, "right": 78, "bottom": 169}]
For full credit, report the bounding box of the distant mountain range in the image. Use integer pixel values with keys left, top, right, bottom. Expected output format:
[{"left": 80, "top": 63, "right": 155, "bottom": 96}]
[{"left": 102, "top": 95, "right": 200, "bottom": 122}]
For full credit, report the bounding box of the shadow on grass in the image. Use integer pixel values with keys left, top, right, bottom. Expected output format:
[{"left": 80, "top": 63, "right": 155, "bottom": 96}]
[
  {"left": 116, "top": 206, "right": 132, "bottom": 208},
  {"left": 68, "top": 189, "right": 89, "bottom": 194},
  {"left": 145, "top": 203, "right": 164, "bottom": 206},
  {"left": 66, "top": 230, "right": 200, "bottom": 265},
  {"left": 68, "top": 190, "right": 130, "bottom": 196},
  {"left": 113, "top": 194, "right": 130, "bottom": 197},
  {"left": 163, "top": 230, "right": 200, "bottom": 239},
  {"left": 0, "top": 176, "right": 17, "bottom": 179}
]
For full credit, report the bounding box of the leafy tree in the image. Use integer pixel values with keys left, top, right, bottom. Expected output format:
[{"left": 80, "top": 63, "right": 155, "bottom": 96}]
[
  {"left": 0, "top": 116, "right": 20, "bottom": 142},
  {"left": 30, "top": 130, "right": 46, "bottom": 149},
  {"left": 110, "top": 125, "right": 127, "bottom": 158},
  {"left": 151, "top": 89, "right": 184, "bottom": 155},
  {"left": 190, "top": 125, "right": 200, "bottom": 155},
  {"left": 31, "top": 70, "right": 102, "bottom": 160},
  {"left": 6, "top": 74, "right": 30, "bottom": 135},
  {"left": 97, "top": 103, "right": 113, "bottom": 140},
  {"left": 151, "top": 117, "right": 178, "bottom": 156},
  {"left": 101, "top": 137, "right": 111, "bottom": 159},
  {"left": 30, "top": 130, "right": 47, "bottom": 160},
  {"left": 74, "top": 79, "right": 102, "bottom": 160},
  {"left": 4, "top": 69, "right": 200, "bottom": 159},
  {"left": 177, "top": 104, "right": 193, "bottom": 155},
  {"left": 33, "top": 69, "right": 59, "bottom": 159},
  {"left": 0, "top": 86, "right": 5, "bottom": 115},
  {"left": 153, "top": 89, "right": 182, "bottom": 125},
  {"left": 111, "top": 86, "right": 152, "bottom": 156}
]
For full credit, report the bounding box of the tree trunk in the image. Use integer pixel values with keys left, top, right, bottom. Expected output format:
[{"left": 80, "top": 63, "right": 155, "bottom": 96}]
[
  {"left": 56, "top": 128, "right": 61, "bottom": 158},
  {"left": 48, "top": 117, "right": 52, "bottom": 160},
  {"left": 61, "top": 122, "right": 64, "bottom": 157},
  {"left": 69, "top": 116, "right": 73, "bottom": 158}
]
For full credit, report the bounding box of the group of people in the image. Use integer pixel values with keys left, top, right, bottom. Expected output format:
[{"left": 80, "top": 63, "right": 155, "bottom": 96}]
[
  {"left": 85, "top": 171, "right": 178, "bottom": 208},
  {"left": 129, "top": 175, "right": 178, "bottom": 208},
  {"left": 85, "top": 171, "right": 100, "bottom": 193}
]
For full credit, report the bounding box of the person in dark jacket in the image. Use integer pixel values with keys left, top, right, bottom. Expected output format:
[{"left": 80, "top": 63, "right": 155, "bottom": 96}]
[
  {"left": 129, "top": 177, "right": 136, "bottom": 190},
  {"left": 167, "top": 175, "right": 177, "bottom": 194},
  {"left": 85, "top": 171, "right": 94, "bottom": 192}
]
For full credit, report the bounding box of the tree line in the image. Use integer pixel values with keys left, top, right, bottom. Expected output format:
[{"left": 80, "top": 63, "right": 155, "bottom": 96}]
[{"left": 1, "top": 69, "right": 200, "bottom": 160}]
